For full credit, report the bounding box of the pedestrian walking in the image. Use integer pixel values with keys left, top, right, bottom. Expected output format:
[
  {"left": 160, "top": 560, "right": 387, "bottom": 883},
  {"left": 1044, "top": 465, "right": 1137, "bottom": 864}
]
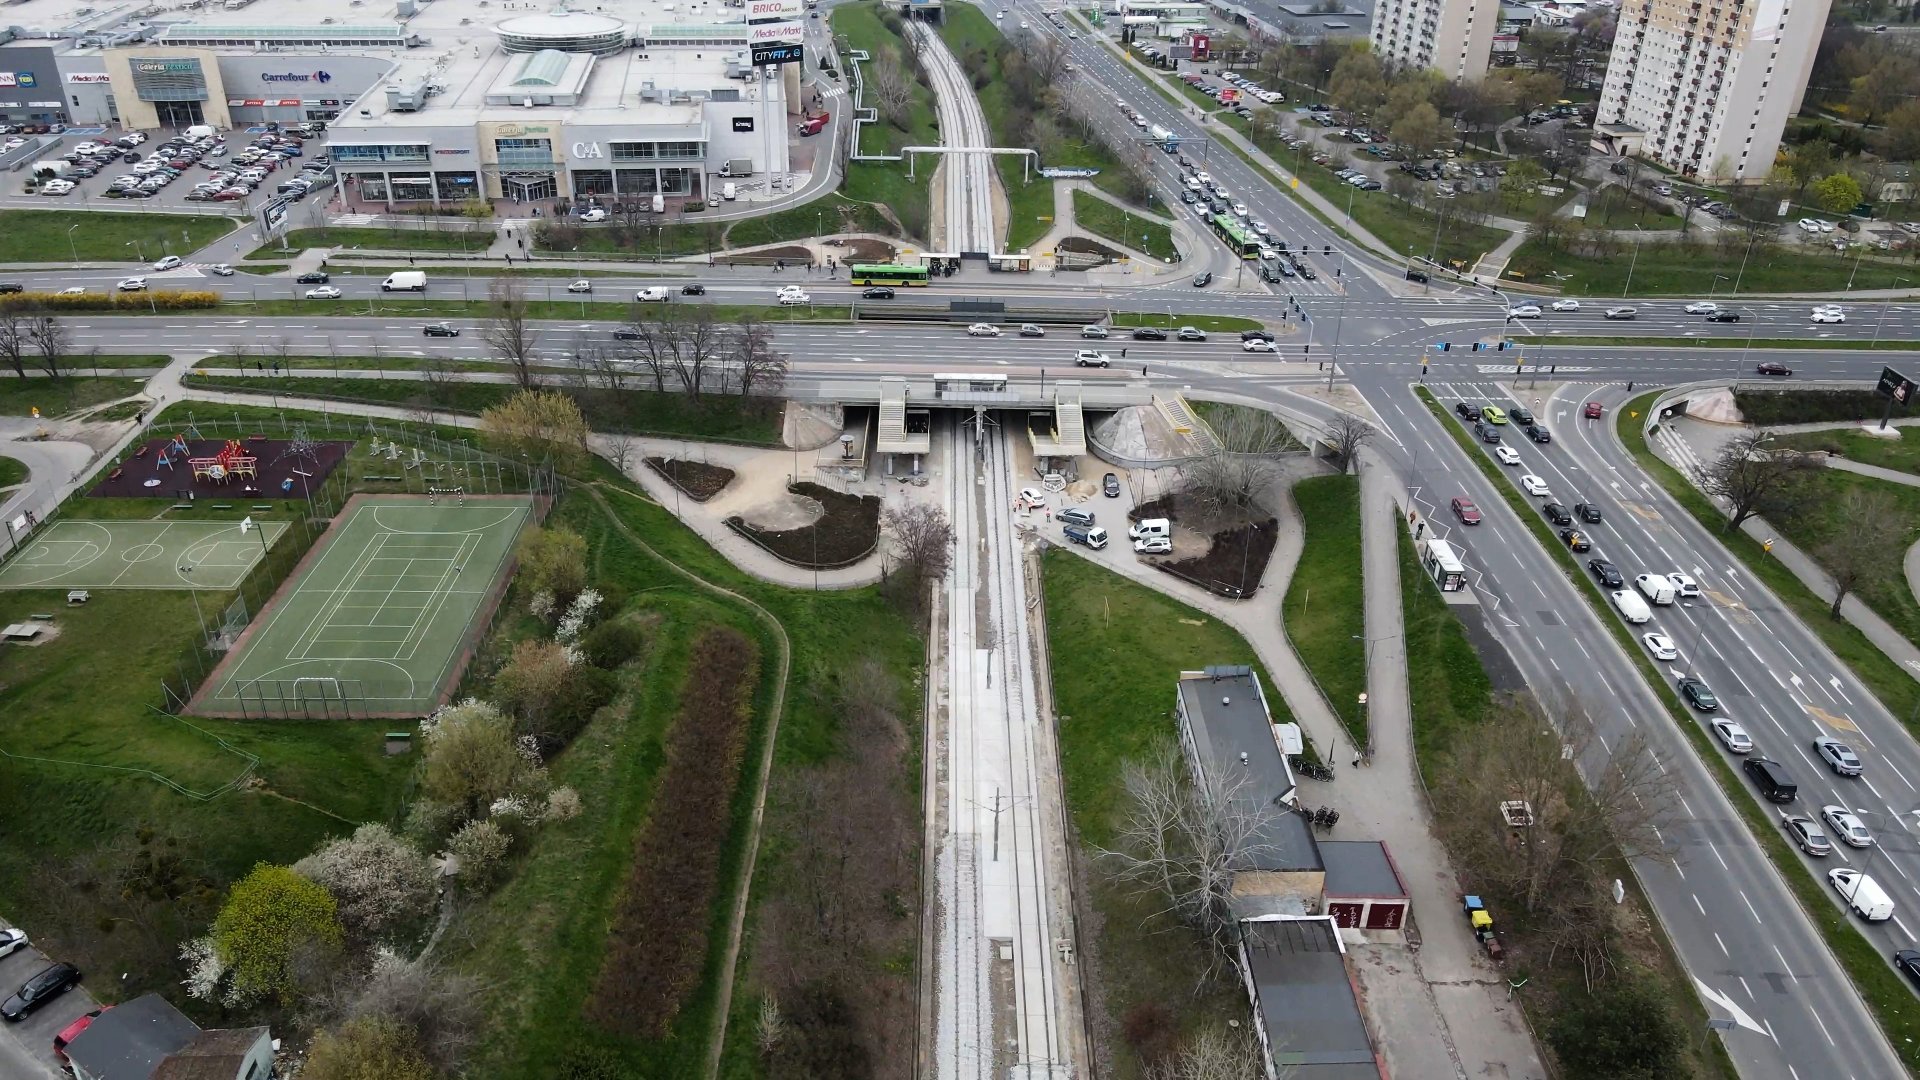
[
  {"left": 1627, "top": 381, "right": 1634, "bottom": 392},
  {"left": 255, "top": 361, "right": 264, "bottom": 374},
  {"left": 1121, "top": 347, "right": 1128, "bottom": 358},
  {"left": 1352, "top": 753, "right": 1361, "bottom": 769},
  {"left": 1142, "top": 364, "right": 1148, "bottom": 376},
  {"left": 408, "top": 254, "right": 416, "bottom": 266}
]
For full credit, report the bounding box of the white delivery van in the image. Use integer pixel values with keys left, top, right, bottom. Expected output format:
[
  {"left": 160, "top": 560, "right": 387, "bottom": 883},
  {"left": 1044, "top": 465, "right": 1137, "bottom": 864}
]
[
  {"left": 1128, "top": 518, "right": 1171, "bottom": 541},
  {"left": 1634, "top": 573, "right": 1675, "bottom": 605},
  {"left": 721, "top": 182, "right": 737, "bottom": 201},
  {"left": 635, "top": 287, "right": 670, "bottom": 302},
  {"left": 381, "top": 271, "right": 427, "bottom": 292},
  {"left": 1611, "top": 590, "right": 1651, "bottom": 624},
  {"left": 1829, "top": 868, "right": 1894, "bottom": 921},
  {"left": 185, "top": 124, "right": 216, "bottom": 140}
]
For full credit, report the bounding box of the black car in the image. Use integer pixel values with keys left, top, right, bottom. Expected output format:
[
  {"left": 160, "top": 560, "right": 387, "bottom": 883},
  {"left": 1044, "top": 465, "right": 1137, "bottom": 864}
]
[
  {"left": 1406, "top": 269, "right": 1429, "bottom": 283},
  {"left": 681, "top": 283, "right": 705, "bottom": 295},
  {"left": 1707, "top": 310, "right": 1741, "bottom": 322},
  {"left": 1543, "top": 502, "right": 1572, "bottom": 526},
  {"left": 1241, "top": 330, "right": 1275, "bottom": 343},
  {"left": 862, "top": 286, "right": 895, "bottom": 299},
  {"left": 296, "top": 271, "right": 329, "bottom": 284},
  {"left": 1455, "top": 401, "right": 1478, "bottom": 420},
  {"left": 1588, "top": 559, "right": 1623, "bottom": 588},
  {"left": 1756, "top": 362, "right": 1793, "bottom": 377},
  {"left": 1526, "top": 424, "right": 1552, "bottom": 444},
  {"left": 1181, "top": 190, "right": 1198, "bottom": 204},
  {"left": 1103, "top": 472, "right": 1121, "bottom": 498},
  {"left": 1574, "top": 502, "right": 1602, "bottom": 523},
  {"left": 1559, "top": 528, "right": 1591, "bottom": 552},
  {"left": 1, "top": 963, "right": 80, "bottom": 1021},
  {"left": 1131, "top": 326, "right": 1168, "bottom": 341},
  {"left": 1297, "top": 263, "right": 1317, "bottom": 280},
  {"left": 1509, "top": 407, "right": 1535, "bottom": 426},
  {"left": 1679, "top": 677, "right": 1720, "bottom": 711},
  {"left": 422, "top": 323, "right": 459, "bottom": 337},
  {"left": 0, "top": 283, "right": 21, "bottom": 294},
  {"left": 1478, "top": 425, "right": 1501, "bottom": 444},
  {"left": 613, "top": 329, "right": 643, "bottom": 340},
  {"left": 1192, "top": 272, "right": 1213, "bottom": 287},
  {"left": 1897, "top": 950, "right": 1920, "bottom": 988}
]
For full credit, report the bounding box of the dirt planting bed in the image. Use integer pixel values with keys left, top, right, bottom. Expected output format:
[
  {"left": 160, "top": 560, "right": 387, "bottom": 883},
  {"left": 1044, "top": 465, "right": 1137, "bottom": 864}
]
[
  {"left": 724, "top": 481, "right": 880, "bottom": 568},
  {"left": 645, "top": 457, "right": 736, "bottom": 502},
  {"left": 1153, "top": 518, "right": 1279, "bottom": 598}
]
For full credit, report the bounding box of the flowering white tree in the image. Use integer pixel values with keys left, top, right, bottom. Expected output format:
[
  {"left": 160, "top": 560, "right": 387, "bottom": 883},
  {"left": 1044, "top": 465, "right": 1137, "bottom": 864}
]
[
  {"left": 556, "top": 587, "right": 601, "bottom": 643},
  {"left": 293, "top": 824, "right": 438, "bottom": 947}
]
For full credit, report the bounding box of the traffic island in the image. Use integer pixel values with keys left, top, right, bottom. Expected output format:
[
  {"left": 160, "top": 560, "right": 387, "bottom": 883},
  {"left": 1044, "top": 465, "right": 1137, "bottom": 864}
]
[
  {"left": 723, "top": 481, "right": 880, "bottom": 569},
  {"left": 645, "top": 458, "right": 736, "bottom": 502}
]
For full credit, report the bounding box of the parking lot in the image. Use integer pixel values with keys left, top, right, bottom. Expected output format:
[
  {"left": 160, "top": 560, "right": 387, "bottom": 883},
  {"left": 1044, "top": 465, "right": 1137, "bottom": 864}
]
[
  {"left": 6, "top": 124, "right": 329, "bottom": 220},
  {"left": 0, "top": 924, "right": 96, "bottom": 1080}
]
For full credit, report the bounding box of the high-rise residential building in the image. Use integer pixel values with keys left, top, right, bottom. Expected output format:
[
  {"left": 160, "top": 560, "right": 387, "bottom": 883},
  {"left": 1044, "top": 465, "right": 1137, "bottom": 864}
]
[
  {"left": 1370, "top": 0, "right": 1499, "bottom": 82},
  {"left": 1594, "top": 0, "right": 1833, "bottom": 183}
]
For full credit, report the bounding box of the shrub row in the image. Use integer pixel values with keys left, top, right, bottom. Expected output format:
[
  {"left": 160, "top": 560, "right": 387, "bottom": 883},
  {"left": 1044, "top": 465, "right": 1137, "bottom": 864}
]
[
  {"left": 0, "top": 289, "right": 221, "bottom": 312},
  {"left": 723, "top": 481, "right": 880, "bottom": 568},
  {"left": 1734, "top": 388, "right": 1893, "bottom": 426},
  {"left": 644, "top": 457, "right": 736, "bottom": 502},
  {"left": 586, "top": 624, "right": 759, "bottom": 1040}
]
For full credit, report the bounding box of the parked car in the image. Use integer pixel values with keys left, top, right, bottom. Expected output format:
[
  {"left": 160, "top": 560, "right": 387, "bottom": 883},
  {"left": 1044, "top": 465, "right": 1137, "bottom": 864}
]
[
  {"left": 1558, "top": 528, "right": 1591, "bottom": 552},
  {"left": 0, "top": 928, "right": 26, "bottom": 960},
  {"left": 1103, "top": 473, "right": 1121, "bottom": 498},
  {"left": 1, "top": 963, "right": 81, "bottom": 1021}
]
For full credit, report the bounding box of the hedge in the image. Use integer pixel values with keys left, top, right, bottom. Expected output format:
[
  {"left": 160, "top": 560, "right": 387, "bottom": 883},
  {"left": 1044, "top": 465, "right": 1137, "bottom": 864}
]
[{"left": 0, "top": 289, "right": 221, "bottom": 312}]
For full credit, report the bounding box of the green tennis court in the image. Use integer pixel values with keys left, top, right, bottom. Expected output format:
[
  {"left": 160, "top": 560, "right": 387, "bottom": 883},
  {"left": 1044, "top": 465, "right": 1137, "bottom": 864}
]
[
  {"left": 197, "top": 494, "right": 533, "bottom": 718},
  {"left": 0, "top": 519, "right": 288, "bottom": 590}
]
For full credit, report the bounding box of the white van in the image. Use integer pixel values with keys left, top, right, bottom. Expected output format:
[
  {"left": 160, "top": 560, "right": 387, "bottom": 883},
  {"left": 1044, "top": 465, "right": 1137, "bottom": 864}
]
[
  {"left": 1611, "top": 590, "right": 1651, "bottom": 624},
  {"left": 1128, "top": 518, "right": 1171, "bottom": 541},
  {"left": 1634, "top": 573, "right": 1676, "bottom": 605},
  {"left": 721, "top": 182, "right": 737, "bottom": 201},
  {"left": 381, "top": 270, "right": 427, "bottom": 292},
  {"left": 635, "top": 287, "right": 670, "bottom": 302},
  {"left": 1830, "top": 868, "right": 1894, "bottom": 921}
]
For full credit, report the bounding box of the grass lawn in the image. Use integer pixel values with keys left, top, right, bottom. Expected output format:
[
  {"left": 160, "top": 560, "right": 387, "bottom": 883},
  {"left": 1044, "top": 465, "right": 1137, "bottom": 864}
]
[
  {"left": 1581, "top": 185, "right": 1684, "bottom": 231},
  {"left": 1108, "top": 311, "right": 1265, "bottom": 333},
  {"left": 1072, "top": 190, "right": 1177, "bottom": 261},
  {"left": 0, "top": 376, "right": 144, "bottom": 417},
  {"left": 253, "top": 225, "right": 492, "bottom": 257},
  {"left": 1506, "top": 238, "right": 1920, "bottom": 295},
  {"left": 178, "top": 374, "right": 785, "bottom": 444},
  {"left": 722, "top": 195, "right": 895, "bottom": 249},
  {"left": 211, "top": 296, "right": 851, "bottom": 323},
  {"left": 1530, "top": 336, "right": 1920, "bottom": 350},
  {"left": 0, "top": 209, "right": 239, "bottom": 263},
  {"left": 835, "top": 1, "right": 939, "bottom": 243},
  {"left": 1749, "top": 468, "right": 1920, "bottom": 661},
  {"left": 1396, "top": 528, "right": 1490, "bottom": 766},
  {"left": 527, "top": 220, "right": 720, "bottom": 258},
  {"left": 1773, "top": 426, "right": 1920, "bottom": 474},
  {"left": 56, "top": 354, "right": 171, "bottom": 371},
  {"left": 1041, "top": 546, "right": 1284, "bottom": 1077},
  {"left": 0, "top": 455, "right": 26, "bottom": 488},
  {"left": 1282, "top": 475, "right": 1367, "bottom": 745}
]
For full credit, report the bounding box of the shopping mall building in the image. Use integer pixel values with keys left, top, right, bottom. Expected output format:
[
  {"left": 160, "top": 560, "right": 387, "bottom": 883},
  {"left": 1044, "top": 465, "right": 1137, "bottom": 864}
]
[{"left": 0, "top": 0, "right": 807, "bottom": 206}]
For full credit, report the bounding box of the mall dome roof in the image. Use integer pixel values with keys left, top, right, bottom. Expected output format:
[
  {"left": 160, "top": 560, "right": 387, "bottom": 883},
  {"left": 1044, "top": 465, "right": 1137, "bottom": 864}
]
[{"left": 494, "top": 11, "right": 629, "bottom": 54}]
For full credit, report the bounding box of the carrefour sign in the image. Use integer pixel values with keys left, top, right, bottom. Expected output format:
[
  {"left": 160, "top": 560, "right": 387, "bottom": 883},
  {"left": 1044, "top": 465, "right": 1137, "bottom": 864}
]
[{"left": 262, "top": 71, "right": 333, "bottom": 83}]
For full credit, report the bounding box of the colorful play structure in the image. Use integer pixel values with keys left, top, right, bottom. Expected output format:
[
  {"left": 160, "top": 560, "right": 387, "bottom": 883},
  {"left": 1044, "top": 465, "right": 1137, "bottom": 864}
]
[{"left": 168, "top": 437, "right": 259, "bottom": 484}]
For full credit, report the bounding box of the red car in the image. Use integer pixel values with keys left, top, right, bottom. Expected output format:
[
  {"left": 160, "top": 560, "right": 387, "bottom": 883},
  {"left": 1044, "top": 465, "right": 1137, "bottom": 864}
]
[
  {"left": 1584, "top": 401, "right": 1604, "bottom": 419},
  {"left": 1451, "top": 497, "right": 1482, "bottom": 524},
  {"left": 1756, "top": 362, "right": 1793, "bottom": 377},
  {"left": 54, "top": 1007, "right": 107, "bottom": 1062}
]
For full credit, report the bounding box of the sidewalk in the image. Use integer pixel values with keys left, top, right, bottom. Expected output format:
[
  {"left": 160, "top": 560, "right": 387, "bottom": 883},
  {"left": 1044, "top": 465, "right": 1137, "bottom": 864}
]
[
  {"left": 1652, "top": 415, "right": 1920, "bottom": 685},
  {"left": 1351, "top": 451, "right": 1548, "bottom": 1080}
]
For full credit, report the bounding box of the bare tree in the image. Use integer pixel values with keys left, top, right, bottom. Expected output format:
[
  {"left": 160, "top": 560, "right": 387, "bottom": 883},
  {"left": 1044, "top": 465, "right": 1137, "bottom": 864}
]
[
  {"left": 1098, "top": 742, "right": 1288, "bottom": 986},
  {"left": 1181, "top": 404, "right": 1301, "bottom": 518},
  {"left": 1146, "top": 1024, "right": 1269, "bottom": 1080},
  {"left": 615, "top": 304, "right": 676, "bottom": 393},
  {"left": 1816, "top": 487, "right": 1908, "bottom": 619},
  {"left": 0, "top": 310, "right": 28, "bottom": 378},
  {"left": 667, "top": 305, "right": 727, "bottom": 401},
  {"left": 603, "top": 432, "right": 638, "bottom": 476},
  {"left": 25, "top": 313, "right": 66, "bottom": 379},
  {"left": 733, "top": 317, "right": 789, "bottom": 398},
  {"left": 481, "top": 278, "right": 539, "bottom": 388},
  {"left": 1692, "top": 431, "right": 1816, "bottom": 532},
  {"left": 1021, "top": 33, "right": 1073, "bottom": 87},
  {"left": 1440, "top": 694, "right": 1675, "bottom": 918},
  {"left": 1324, "top": 411, "right": 1374, "bottom": 474},
  {"left": 871, "top": 52, "right": 914, "bottom": 130},
  {"left": 881, "top": 504, "right": 953, "bottom": 615}
]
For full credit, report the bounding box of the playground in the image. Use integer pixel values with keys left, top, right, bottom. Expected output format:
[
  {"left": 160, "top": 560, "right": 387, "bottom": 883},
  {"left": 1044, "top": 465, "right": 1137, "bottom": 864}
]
[
  {"left": 88, "top": 432, "right": 352, "bottom": 501},
  {"left": 0, "top": 519, "right": 288, "bottom": 590},
  {"left": 192, "top": 493, "right": 534, "bottom": 718}
]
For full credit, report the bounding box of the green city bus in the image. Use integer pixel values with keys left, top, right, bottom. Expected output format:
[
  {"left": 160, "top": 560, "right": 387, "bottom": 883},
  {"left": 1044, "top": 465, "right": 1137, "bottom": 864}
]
[
  {"left": 849, "top": 263, "right": 933, "bottom": 286},
  {"left": 1209, "top": 214, "right": 1259, "bottom": 259}
]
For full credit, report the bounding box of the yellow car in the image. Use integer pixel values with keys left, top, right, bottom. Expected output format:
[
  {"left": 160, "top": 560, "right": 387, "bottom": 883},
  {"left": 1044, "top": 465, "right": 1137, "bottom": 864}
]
[{"left": 1481, "top": 405, "right": 1508, "bottom": 425}]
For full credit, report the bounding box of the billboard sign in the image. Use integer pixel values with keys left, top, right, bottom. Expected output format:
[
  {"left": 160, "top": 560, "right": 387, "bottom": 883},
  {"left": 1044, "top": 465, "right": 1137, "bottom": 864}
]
[
  {"left": 751, "top": 42, "right": 804, "bottom": 66},
  {"left": 1878, "top": 365, "right": 1917, "bottom": 407},
  {"left": 746, "top": 0, "right": 805, "bottom": 18},
  {"left": 748, "top": 21, "right": 805, "bottom": 44}
]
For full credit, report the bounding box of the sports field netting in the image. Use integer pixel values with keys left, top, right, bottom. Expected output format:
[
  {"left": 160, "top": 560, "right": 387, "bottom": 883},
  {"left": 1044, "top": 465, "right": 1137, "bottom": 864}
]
[
  {"left": 0, "top": 520, "right": 289, "bottom": 590},
  {"left": 196, "top": 495, "right": 533, "bottom": 718}
]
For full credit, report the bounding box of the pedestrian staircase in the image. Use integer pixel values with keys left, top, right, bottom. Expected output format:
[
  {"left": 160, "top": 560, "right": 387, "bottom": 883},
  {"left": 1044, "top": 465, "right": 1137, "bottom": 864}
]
[
  {"left": 1052, "top": 385, "right": 1087, "bottom": 457},
  {"left": 1156, "top": 394, "right": 1220, "bottom": 454},
  {"left": 878, "top": 379, "right": 907, "bottom": 446}
]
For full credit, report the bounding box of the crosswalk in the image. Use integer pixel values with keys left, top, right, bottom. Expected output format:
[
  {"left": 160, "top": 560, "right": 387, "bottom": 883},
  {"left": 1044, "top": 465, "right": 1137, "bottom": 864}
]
[{"left": 334, "top": 213, "right": 379, "bottom": 226}]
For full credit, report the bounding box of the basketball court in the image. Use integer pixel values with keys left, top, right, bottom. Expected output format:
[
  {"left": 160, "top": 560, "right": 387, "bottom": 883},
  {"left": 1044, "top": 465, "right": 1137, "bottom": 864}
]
[
  {"left": 0, "top": 519, "right": 289, "bottom": 590},
  {"left": 195, "top": 494, "right": 533, "bottom": 718}
]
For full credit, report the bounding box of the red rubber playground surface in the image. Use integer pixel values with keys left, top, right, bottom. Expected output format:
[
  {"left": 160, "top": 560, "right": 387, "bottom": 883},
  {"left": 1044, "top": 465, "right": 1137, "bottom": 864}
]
[{"left": 88, "top": 437, "right": 351, "bottom": 500}]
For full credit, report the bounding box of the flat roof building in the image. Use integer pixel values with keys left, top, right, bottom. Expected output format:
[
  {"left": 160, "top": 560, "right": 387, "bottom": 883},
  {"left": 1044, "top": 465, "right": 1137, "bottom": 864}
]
[
  {"left": 1238, "top": 917, "right": 1384, "bottom": 1079},
  {"left": 1369, "top": 0, "right": 1497, "bottom": 81}
]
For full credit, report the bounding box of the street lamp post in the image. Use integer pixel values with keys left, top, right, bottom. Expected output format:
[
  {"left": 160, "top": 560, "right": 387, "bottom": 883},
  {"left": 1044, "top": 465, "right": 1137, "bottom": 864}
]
[
  {"left": 1730, "top": 230, "right": 1759, "bottom": 297},
  {"left": 1846, "top": 241, "right": 1870, "bottom": 292},
  {"left": 1739, "top": 308, "right": 1758, "bottom": 378},
  {"left": 1622, "top": 226, "right": 1642, "bottom": 297},
  {"left": 66, "top": 224, "right": 80, "bottom": 268},
  {"left": 1709, "top": 274, "right": 1728, "bottom": 301},
  {"left": 1874, "top": 279, "right": 1910, "bottom": 347}
]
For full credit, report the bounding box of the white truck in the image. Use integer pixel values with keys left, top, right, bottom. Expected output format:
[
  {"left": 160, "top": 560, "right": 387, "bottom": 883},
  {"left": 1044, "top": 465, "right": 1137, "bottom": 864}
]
[
  {"left": 29, "top": 160, "right": 68, "bottom": 178},
  {"left": 1633, "top": 573, "right": 1675, "bottom": 605},
  {"left": 1830, "top": 868, "right": 1894, "bottom": 921},
  {"left": 381, "top": 270, "right": 427, "bottom": 292}
]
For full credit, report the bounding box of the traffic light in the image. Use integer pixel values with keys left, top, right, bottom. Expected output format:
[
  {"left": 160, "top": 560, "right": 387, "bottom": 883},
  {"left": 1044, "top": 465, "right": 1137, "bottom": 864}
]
[
  {"left": 1472, "top": 342, "right": 1484, "bottom": 352},
  {"left": 1497, "top": 341, "right": 1510, "bottom": 351},
  {"left": 1439, "top": 342, "right": 1451, "bottom": 352},
  {"left": 1323, "top": 244, "right": 1331, "bottom": 255}
]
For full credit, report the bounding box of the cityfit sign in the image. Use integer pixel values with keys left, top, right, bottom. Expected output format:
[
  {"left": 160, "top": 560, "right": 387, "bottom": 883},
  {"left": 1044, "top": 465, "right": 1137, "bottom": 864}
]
[
  {"left": 746, "top": 0, "right": 805, "bottom": 18},
  {"left": 261, "top": 71, "right": 333, "bottom": 84}
]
